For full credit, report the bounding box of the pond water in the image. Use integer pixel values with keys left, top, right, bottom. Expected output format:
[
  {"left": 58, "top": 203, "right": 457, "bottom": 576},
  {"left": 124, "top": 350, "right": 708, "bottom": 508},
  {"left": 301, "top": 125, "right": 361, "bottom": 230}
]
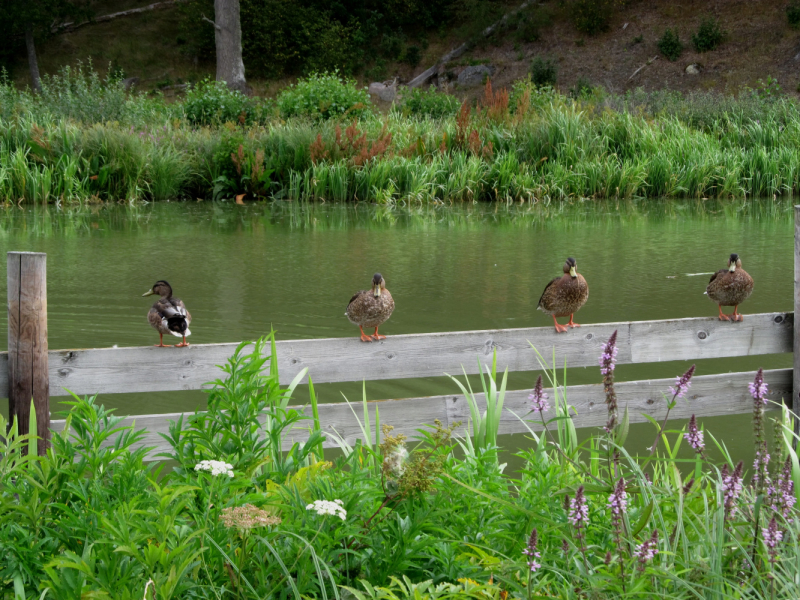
[{"left": 0, "top": 199, "right": 794, "bottom": 463}]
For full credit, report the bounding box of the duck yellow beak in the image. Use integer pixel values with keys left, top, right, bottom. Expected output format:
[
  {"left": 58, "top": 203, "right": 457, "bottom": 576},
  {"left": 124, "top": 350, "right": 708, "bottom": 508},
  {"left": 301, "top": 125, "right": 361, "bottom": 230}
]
[
  {"left": 569, "top": 266, "right": 577, "bottom": 277},
  {"left": 373, "top": 287, "right": 381, "bottom": 298},
  {"left": 728, "top": 264, "right": 736, "bottom": 272},
  {"left": 142, "top": 288, "right": 155, "bottom": 297}
]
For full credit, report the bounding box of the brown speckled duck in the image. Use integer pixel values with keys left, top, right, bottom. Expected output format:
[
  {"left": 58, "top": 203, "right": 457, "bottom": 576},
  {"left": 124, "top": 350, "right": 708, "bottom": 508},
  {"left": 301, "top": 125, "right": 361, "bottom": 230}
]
[
  {"left": 345, "top": 273, "right": 395, "bottom": 342},
  {"left": 143, "top": 280, "right": 192, "bottom": 347},
  {"left": 706, "top": 253, "right": 754, "bottom": 321},
  {"left": 537, "top": 257, "right": 589, "bottom": 333}
]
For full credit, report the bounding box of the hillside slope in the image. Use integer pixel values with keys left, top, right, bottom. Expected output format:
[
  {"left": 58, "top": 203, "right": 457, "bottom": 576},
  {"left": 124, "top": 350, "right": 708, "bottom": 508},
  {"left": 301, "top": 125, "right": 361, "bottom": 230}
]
[{"left": 12, "top": 0, "right": 800, "bottom": 97}]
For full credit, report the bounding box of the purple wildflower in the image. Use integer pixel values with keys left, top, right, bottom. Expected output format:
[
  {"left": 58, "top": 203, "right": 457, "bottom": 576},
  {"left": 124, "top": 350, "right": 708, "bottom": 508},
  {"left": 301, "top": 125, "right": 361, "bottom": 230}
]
[
  {"left": 529, "top": 375, "right": 549, "bottom": 413},
  {"left": 599, "top": 331, "right": 619, "bottom": 375},
  {"left": 601, "top": 331, "right": 619, "bottom": 432},
  {"left": 684, "top": 414, "right": 705, "bottom": 455},
  {"left": 523, "top": 528, "right": 541, "bottom": 573},
  {"left": 568, "top": 486, "right": 589, "bottom": 529},
  {"left": 762, "top": 516, "right": 782, "bottom": 565},
  {"left": 682, "top": 477, "right": 695, "bottom": 496},
  {"left": 748, "top": 368, "right": 768, "bottom": 404},
  {"left": 769, "top": 456, "right": 797, "bottom": 521},
  {"left": 669, "top": 365, "right": 695, "bottom": 399},
  {"left": 635, "top": 530, "right": 659, "bottom": 570},
  {"left": 721, "top": 461, "right": 744, "bottom": 520},
  {"left": 752, "top": 447, "right": 771, "bottom": 492},
  {"left": 607, "top": 478, "right": 628, "bottom": 517}
]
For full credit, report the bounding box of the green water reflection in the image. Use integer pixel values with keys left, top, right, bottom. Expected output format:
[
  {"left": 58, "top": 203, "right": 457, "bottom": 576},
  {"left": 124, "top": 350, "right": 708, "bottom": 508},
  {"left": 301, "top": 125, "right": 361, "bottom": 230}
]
[{"left": 0, "top": 199, "right": 794, "bottom": 463}]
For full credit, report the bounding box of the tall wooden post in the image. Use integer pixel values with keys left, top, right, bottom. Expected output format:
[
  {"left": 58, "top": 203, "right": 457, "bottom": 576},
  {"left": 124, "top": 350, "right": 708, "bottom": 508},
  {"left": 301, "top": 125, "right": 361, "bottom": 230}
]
[
  {"left": 794, "top": 206, "right": 800, "bottom": 444},
  {"left": 7, "top": 252, "right": 49, "bottom": 454}
]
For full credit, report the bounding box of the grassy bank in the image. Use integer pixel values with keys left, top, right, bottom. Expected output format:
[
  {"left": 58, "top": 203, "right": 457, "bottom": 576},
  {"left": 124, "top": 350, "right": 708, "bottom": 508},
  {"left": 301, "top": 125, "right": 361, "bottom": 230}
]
[
  {"left": 1, "top": 335, "right": 799, "bottom": 599},
  {"left": 3, "top": 69, "right": 800, "bottom": 203}
]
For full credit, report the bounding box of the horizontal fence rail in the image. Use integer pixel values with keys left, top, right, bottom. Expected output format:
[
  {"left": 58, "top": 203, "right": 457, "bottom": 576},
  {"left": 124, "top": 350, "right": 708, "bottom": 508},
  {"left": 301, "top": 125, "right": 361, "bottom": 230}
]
[
  {"left": 49, "top": 369, "right": 792, "bottom": 455},
  {"left": 1, "top": 312, "right": 793, "bottom": 398}
]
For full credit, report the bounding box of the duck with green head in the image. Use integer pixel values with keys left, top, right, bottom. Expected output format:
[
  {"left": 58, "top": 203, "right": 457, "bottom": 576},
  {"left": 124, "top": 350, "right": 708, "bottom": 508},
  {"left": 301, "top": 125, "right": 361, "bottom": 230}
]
[
  {"left": 345, "top": 273, "right": 395, "bottom": 342},
  {"left": 537, "top": 257, "right": 589, "bottom": 333},
  {"left": 706, "top": 253, "right": 754, "bottom": 321},
  {"left": 143, "top": 280, "right": 192, "bottom": 347}
]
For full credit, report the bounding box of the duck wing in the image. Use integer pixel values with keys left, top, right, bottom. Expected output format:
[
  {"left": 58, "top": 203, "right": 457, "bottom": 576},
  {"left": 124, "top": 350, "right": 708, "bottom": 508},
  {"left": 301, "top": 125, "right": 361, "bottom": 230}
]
[
  {"left": 708, "top": 269, "right": 727, "bottom": 285},
  {"left": 537, "top": 277, "right": 560, "bottom": 308}
]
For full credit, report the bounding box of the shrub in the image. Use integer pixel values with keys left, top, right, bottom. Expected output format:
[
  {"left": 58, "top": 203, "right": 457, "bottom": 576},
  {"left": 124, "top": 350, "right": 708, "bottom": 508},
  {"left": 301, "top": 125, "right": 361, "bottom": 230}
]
[
  {"left": 658, "top": 28, "right": 683, "bottom": 61},
  {"left": 788, "top": 1, "right": 800, "bottom": 28},
  {"left": 530, "top": 56, "right": 558, "bottom": 87},
  {"left": 396, "top": 87, "right": 460, "bottom": 118},
  {"left": 277, "top": 71, "right": 372, "bottom": 120},
  {"left": 569, "top": 76, "right": 595, "bottom": 99},
  {"left": 404, "top": 45, "right": 422, "bottom": 68},
  {"left": 183, "top": 78, "right": 252, "bottom": 126},
  {"left": 570, "top": 0, "right": 615, "bottom": 35},
  {"left": 692, "top": 17, "right": 723, "bottom": 52}
]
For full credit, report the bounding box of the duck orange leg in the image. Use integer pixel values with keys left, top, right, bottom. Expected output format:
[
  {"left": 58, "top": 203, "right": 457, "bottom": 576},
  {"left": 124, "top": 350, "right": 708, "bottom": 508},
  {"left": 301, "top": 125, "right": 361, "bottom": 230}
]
[
  {"left": 359, "top": 326, "right": 373, "bottom": 342},
  {"left": 154, "top": 333, "right": 172, "bottom": 347},
  {"left": 372, "top": 326, "right": 387, "bottom": 341},
  {"left": 567, "top": 314, "right": 581, "bottom": 328},
  {"left": 552, "top": 315, "right": 568, "bottom": 333},
  {"left": 717, "top": 305, "right": 730, "bottom": 321},
  {"left": 732, "top": 305, "right": 743, "bottom": 322},
  {"left": 175, "top": 335, "right": 190, "bottom": 347}
]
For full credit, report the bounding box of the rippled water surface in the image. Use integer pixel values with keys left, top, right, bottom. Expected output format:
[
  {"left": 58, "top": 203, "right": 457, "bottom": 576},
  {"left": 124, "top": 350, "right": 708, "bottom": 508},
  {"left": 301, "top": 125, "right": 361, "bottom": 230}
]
[{"left": 0, "top": 199, "right": 794, "bottom": 461}]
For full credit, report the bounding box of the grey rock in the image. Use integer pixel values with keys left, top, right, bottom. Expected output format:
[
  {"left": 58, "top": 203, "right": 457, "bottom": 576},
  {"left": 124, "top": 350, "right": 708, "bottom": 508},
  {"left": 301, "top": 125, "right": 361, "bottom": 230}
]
[
  {"left": 368, "top": 79, "right": 397, "bottom": 102},
  {"left": 457, "top": 65, "right": 495, "bottom": 87},
  {"left": 685, "top": 63, "right": 701, "bottom": 75}
]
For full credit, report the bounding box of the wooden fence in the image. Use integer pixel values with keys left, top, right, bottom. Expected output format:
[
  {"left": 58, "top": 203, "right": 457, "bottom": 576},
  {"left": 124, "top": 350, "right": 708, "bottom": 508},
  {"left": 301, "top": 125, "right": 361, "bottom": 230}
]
[{"left": 3, "top": 206, "right": 800, "bottom": 455}]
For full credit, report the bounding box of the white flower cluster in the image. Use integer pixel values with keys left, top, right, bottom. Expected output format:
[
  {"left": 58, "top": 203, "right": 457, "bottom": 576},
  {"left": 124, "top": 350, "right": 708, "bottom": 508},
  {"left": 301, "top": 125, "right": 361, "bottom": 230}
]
[
  {"left": 195, "top": 460, "right": 234, "bottom": 478},
  {"left": 306, "top": 499, "right": 346, "bottom": 521}
]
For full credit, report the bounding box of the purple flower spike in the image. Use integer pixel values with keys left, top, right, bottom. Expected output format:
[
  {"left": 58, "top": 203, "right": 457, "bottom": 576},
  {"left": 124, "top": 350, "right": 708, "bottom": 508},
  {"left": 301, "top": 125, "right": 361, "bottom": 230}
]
[
  {"left": 748, "top": 368, "right": 768, "bottom": 405},
  {"left": 599, "top": 331, "right": 619, "bottom": 376},
  {"left": 721, "top": 461, "right": 744, "bottom": 520},
  {"left": 607, "top": 478, "right": 628, "bottom": 517},
  {"left": 523, "top": 527, "right": 541, "bottom": 573},
  {"left": 684, "top": 414, "right": 705, "bottom": 454},
  {"left": 762, "top": 516, "right": 782, "bottom": 565},
  {"left": 568, "top": 486, "right": 589, "bottom": 530},
  {"left": 529, "top": 375, "right": 550, "bottom": 413},
  {"left": 669, "top": 365, "right": 695, "bottom": 399},
  {"left": 635, "top": 530, "right": 659, "bottom": 570}
]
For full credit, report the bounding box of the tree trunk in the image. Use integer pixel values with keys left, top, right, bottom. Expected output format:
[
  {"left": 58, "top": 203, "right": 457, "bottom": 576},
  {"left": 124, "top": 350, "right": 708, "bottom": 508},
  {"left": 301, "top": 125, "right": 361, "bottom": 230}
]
[
  {"left": 24, "top": 25, "right": 42, "bottom": 94},
  {"left": 213, "top": 0, "right": 248, "bottom": 93}
]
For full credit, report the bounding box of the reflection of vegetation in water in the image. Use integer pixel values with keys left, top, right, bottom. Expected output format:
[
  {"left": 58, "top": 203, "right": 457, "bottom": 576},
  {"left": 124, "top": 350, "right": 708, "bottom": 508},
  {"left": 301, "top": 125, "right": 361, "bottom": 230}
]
[{"left": 0, "top": 197, "right": 793, "bottom": 239}]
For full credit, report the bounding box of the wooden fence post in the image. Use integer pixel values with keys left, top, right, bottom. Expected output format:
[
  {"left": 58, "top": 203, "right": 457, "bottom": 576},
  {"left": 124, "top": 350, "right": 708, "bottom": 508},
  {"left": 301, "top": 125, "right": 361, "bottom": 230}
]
[
  {"left": 7, "top": 252, "right": 49, "bottom": 454},
  {"left": 795, "top": 206, "right": 800, "bottom": 444}
]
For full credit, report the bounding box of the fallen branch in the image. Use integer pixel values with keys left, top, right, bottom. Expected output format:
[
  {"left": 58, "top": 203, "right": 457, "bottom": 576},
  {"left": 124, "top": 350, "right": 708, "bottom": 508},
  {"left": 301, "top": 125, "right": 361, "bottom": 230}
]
[
  {"left": 628, "top": 55, "right": 658, "bottom": 82},
  {"left": 408, "top": 0, "right": 537, "bottom": 88},
  {"left": 52, "top": 0, "right": 188, "bottom": 34}
]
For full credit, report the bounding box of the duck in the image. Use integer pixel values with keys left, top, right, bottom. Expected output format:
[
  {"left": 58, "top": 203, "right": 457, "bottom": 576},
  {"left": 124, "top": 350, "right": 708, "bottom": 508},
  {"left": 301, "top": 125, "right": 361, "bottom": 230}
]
[
  {"left": 537, "top": 257, "right": 589, "bottom": 333},
  {"left": 705, "top": 253, "right": 754, "bottom": 321},
  {"left": 142, "top": 280, "right": 192, "bottom": 347},
  {"left": 345, "top": 273, "right": 395, "bottom": 342}
]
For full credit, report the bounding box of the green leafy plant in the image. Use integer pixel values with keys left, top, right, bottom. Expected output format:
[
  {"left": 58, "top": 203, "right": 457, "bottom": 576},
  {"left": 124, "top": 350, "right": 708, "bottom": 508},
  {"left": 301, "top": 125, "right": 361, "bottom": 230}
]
[
  {"left": 396, "top": 87, "right": 461, "bottom": 119},
  {"left": 692, "top": 17, "right": 723, "bottom": 52},
  {"left": 183, "top": 78, "right": 252, "bottom": 126},
  {"left": 530, "top": 56, "right": 558, "bottom": 87},
  {"left": 658, "top": 28, "right": 683, "bottom": 61},
  {"left": 570, "top": 0, "right": 617, "bottom": 35},
  {"left": 788, "top": 0, "right": 800, "bottom": 28},
  {"left": 277, "top": 71, "right": 372, "bottom": 121}
]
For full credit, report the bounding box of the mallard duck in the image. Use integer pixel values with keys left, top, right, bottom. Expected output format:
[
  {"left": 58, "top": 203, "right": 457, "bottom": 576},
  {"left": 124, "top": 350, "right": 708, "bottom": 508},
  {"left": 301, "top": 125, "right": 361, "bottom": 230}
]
[
  {"left": 706, "top": 253, "right": 754, "bottom": 321},
  {"left": 345, "top": 273, "right": 395, "bottom": 342},
  {"left": 142, "top": 280, "right": 192, "bottom": 347},
  {"left": 537, "top": 257, "right": 589, "bottom": 333}
]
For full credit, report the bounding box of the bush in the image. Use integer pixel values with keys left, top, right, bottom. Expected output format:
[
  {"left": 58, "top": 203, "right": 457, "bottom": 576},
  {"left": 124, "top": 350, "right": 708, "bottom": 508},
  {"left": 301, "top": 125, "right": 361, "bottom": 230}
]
[
  {"left": 183, "top": 78, "right": 252, "bottom": 126},
  {"left": 396, "top": 87, "right": 460, "bottom": 118},
  {"left": 789, "top": 1, "right": 800, "bottom": 28},
  {"left": 570, "top": 0, "right": 615, "bottom": 35},
  {"left": 276, "top": 71, "right": 372, "bottom": 120},
  {"left": 404, "top": 45, "right": 422, "bottom": 68},
  {"left": 658, "top": 28, "right": 683, "bottom": 61},
  {"left": 569, "top": 76, "right": 594, "bottom": 99},
  {"left": 692, "top": 17, "right": 723, "bottom": 52},
  {"left": 530, "top": 56, "right": 558, "bottom": 87}
]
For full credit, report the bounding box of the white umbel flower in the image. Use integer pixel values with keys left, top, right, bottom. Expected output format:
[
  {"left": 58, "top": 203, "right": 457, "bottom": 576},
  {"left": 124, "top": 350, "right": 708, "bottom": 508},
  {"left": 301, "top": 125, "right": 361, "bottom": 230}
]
[
  {"left": 306, "top": 499, "right": 347, "bottom": 521},
  {"left": 195, "top": 460, "right": 234, "bottom": 478}
]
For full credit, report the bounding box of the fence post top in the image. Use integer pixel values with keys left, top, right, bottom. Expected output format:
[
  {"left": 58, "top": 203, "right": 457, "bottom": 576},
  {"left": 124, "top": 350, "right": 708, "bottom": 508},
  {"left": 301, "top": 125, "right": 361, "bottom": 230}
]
[{"left": 7, "top": 251, "right": 47, "bottom": 257}]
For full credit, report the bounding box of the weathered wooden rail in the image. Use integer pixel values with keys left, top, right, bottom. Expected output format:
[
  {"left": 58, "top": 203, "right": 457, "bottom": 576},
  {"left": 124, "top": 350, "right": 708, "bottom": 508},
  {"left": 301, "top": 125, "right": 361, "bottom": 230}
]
[{"left": 3, "top": 205, "right": 800, "bottom": 456}]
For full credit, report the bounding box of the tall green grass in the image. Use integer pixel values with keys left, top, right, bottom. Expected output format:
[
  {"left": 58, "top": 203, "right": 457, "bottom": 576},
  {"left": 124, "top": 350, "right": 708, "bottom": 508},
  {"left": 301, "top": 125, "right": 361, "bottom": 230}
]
[{"left": 3, "top": 68, "right": 800, "bottom": 203}]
